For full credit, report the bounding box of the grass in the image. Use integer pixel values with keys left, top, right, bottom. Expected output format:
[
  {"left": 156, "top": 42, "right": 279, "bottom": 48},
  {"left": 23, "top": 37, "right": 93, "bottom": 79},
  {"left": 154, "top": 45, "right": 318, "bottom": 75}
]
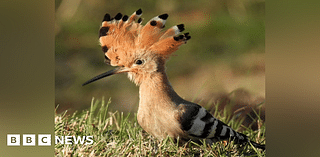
[{"left": 55, "top": 97, "right": 265, "bottom": 157}]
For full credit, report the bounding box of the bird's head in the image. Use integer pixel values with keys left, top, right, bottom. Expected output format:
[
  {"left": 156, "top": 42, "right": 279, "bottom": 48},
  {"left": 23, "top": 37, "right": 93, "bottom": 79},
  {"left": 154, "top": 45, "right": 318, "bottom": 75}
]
[{"left": 83, "top": 9, "right": 190, "bottom": 86}]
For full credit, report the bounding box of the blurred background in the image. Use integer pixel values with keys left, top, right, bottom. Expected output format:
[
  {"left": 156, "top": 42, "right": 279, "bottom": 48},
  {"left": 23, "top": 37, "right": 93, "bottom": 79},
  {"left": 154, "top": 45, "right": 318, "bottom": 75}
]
[{"left": 55, "top": 0, "right": 265, "bottom": 126}]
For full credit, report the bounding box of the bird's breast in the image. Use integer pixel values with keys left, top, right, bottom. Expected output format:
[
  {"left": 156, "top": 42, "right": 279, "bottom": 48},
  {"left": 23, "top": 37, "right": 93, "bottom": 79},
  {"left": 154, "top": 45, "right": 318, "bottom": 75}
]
[{"left": 136, "top": 101, "right": 186, "bottom": 140}]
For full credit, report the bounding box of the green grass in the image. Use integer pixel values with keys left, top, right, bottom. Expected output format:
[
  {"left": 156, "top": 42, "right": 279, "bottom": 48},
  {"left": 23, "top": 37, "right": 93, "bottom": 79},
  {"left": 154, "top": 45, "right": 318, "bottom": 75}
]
[{"left": 55, "top": 98, "right": 265, "bottom": 157}]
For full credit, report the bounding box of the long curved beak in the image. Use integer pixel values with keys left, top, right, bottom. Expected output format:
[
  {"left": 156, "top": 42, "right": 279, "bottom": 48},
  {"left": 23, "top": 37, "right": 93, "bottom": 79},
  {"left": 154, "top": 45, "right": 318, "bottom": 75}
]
[{"left": 82, "top": 67, "right": 128, "bottom": 86}]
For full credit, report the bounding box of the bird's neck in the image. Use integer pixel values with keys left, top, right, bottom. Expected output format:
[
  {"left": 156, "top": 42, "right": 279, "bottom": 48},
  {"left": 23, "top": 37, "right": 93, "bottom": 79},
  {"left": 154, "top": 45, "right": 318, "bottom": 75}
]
[
  {"left": 136, "top": 69, "right": 187, "bottom": 139},
  {"left": 138, "top": 70, "right": 183, "bottom": 108}
]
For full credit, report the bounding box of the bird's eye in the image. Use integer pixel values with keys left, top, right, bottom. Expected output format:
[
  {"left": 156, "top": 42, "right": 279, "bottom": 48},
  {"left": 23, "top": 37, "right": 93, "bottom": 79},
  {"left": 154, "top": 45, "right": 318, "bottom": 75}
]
[{"left": 135, "top": 59, "right": 144, "bottom": 65}]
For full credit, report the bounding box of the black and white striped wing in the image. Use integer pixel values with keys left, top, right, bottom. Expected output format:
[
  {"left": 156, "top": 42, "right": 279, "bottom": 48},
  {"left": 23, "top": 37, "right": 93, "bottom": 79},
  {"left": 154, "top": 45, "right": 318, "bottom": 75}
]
[{"left": 179, "top": 103, "right": 247, "bottom": 144}]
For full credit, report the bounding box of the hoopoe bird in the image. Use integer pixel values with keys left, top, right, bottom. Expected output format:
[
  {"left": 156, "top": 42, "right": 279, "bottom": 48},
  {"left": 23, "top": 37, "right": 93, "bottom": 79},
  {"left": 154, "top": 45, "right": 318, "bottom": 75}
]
[{"left": 83, "top": 9, "right": 265, "bottom": 150}]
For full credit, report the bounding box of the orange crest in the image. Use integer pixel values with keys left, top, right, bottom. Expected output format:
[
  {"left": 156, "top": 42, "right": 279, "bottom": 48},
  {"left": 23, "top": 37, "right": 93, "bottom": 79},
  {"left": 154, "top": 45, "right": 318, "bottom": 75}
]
[{"left": 99, "top": 9, "right": 191, "bottom": 67}]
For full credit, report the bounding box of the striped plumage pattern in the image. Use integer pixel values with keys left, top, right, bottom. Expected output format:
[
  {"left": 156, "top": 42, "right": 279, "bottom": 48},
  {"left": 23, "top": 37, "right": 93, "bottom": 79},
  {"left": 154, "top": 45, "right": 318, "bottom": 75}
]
[
  {"left": 179, "top": 104, "right": 264, "bottom": 149},
  {"left": 83, "top": 8, "right": 265, "bottom": 151}
]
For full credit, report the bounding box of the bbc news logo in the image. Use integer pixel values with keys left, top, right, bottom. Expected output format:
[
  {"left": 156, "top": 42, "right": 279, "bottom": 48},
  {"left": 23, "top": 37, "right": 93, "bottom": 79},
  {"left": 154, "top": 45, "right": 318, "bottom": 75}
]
[
  {"left": 7, "top": 134, "right": 93, "bottom": 146},
  {"left": 7, "top": 134, "right": 50, "bottom": 146}
]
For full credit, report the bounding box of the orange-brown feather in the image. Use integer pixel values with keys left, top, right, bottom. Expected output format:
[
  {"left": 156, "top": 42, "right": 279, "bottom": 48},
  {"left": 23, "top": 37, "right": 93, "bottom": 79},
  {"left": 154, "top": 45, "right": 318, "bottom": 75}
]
[
  {"left": 159, "top": 27, "right": 178, "bottom": 40},
  {"left": 138, "top": 22, "right": 163, "bottom": 49},
  {"left": 148, "top": 37, "right": 186, "bottom": 56},
  {"left": 99, "top": 9, "right": 189, "bottom": 67}
]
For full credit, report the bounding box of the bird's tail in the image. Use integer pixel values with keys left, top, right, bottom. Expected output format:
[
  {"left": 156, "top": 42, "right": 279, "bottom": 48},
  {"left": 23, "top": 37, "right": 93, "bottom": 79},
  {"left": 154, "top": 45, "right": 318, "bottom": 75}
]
[
  {"left": 233, "top": 132, "right": 265, "bottom": 150},
  {"left": 206, "top": 127, "right": 265, "bottom": 150},
  {"left": 249, "top": 140, "right": 265, "bottom": 150},
  {"left": 231, "top": 132, "right": 265, "bottom": 150}
]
